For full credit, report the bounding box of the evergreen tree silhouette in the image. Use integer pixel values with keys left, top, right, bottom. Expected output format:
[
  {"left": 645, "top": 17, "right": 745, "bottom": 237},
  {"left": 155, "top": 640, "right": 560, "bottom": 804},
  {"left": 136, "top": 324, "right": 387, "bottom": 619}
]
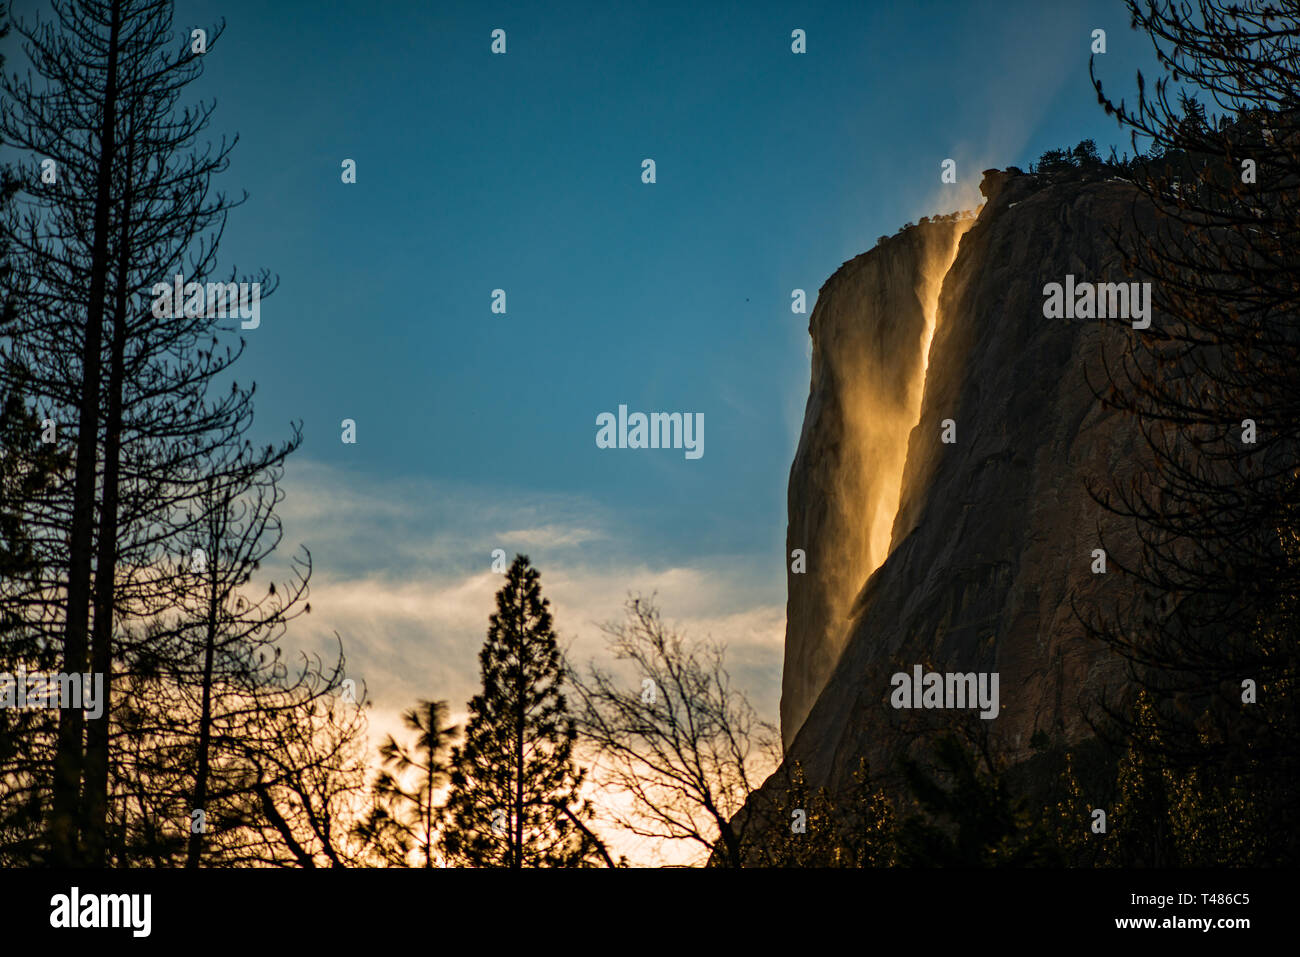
[
  {"left": 0, "top": 16, "right": 74, "bottom": 852},
  {"left": 1084, "top": 0, "right": 1300, "bottom": 864},
  {"left": 355, "top": 699, "right": 459, "bottom": 867},
  {"left": 441, "top": 555, "right": 604, "bottom": 867},
  {"left": 894, "top": 732, "right": 1062, "bottom": 867}
]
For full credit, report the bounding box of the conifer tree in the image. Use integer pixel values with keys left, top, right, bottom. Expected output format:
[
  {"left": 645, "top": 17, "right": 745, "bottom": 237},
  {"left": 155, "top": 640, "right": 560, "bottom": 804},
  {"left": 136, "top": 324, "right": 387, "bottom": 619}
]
[
  {"left": 0, "top": 373, "right": 69, "bottom": 863},
  {"left": 1084, "top": 0, "right": 1300, "bottom": 863},
  {"left": 354, "top": 698, "right": 459, "bottom": 867},
  {"left": 748, "top": 758, "right": 896, "bottom": 867},
  {"left": 441, "top": 555, "right": 605, "bottom": 868},
  {"left": 0, "top": 0, "right": 368, "bottom": 867},
  {"left": 894, "top": 731, "right": 1062, "bottom": 867},
  {"left": 0, "top": 14, "right": 74, "bottom": 855}
]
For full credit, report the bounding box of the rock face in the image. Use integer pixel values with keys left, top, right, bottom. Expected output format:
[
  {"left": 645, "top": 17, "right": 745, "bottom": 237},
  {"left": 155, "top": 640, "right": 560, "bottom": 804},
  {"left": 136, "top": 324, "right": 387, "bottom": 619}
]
[
  {"left": 777, "top": 169, "right": 1153, "bottom": 794},
  {"left": 781, "top": 219, "right": 971, "bottom": 748}
]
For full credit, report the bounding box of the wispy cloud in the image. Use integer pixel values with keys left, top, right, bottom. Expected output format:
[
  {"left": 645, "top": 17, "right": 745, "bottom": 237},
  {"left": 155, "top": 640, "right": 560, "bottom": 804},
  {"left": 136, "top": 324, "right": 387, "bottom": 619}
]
[
  {"left": 499, "top": 525, "right": 605, "bottom": 548},
  {"left": 266, "top": 458, "right": 784, "bottom": 863}
]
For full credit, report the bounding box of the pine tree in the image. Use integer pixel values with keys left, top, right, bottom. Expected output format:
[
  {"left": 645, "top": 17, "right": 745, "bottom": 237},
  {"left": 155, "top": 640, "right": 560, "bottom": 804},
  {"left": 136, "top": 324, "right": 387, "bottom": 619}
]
[
  {"left": 0, "top": 0, "right": 366, "bottom": 866},
  {"left": 753, "top": 758, "right": 896, "bottom": 867},
  {"left": 354, "top": 698, "right": 459, "bottom": 867},
  {"left": 0, "top": 12, "right": 75, "bottom": 862},
  {"left": 3, "top": 0, "right": 233, "bottom": 863},
  {"left": 1085, "top": 0, "right": 1300, "bottom": 863},
  {"left": 441, "top": 555, "right": 604, "bottom": 868},
  {"left": 894, "top": 731, "right": 1063, "bottom": 867}
]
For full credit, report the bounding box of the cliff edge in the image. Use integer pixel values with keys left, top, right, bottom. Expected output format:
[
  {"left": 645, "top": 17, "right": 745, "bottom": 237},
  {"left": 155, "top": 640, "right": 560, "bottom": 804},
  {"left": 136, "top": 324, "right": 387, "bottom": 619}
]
[{"left": 778, "top": 168, "right": 1154, "bottom": 795}]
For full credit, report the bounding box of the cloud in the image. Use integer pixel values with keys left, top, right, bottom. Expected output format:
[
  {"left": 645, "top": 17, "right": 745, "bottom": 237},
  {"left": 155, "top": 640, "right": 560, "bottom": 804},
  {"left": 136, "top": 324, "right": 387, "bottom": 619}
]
[
  {"left": 272, "top": 459, "right": 617, "bottom": 578},
  {"left": 291, "top": 551, "right": 785, "bottom": 732},
  {"left": 267, "top": 458, "right": 785, "bottom": 863},
  {"left": 499, "top": 525, "right": 604, "bottom": 547}
]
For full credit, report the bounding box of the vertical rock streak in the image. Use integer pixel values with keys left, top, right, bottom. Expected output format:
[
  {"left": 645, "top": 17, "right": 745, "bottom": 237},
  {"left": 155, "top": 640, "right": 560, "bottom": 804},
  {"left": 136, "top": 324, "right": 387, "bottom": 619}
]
[
  {"left": 778, "top": 173, "right": 1142, "bottom": 792},
  {"left": 781, "top": 218, "right": 972, "bottom": 748}
]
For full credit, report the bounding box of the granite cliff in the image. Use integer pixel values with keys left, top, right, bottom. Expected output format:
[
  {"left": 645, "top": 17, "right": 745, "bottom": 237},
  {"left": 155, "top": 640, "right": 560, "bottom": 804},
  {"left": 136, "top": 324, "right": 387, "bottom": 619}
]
[
  {"left": 776, "top": 167, "right": 1155, "bottom": 797},
  {"left": 781, "top": 215, "right": 973, "bottom": 747}
]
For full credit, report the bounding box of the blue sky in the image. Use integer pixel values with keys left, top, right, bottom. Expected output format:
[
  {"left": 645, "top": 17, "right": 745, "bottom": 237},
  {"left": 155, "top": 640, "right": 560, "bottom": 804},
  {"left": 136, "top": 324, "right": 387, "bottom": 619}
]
[
  {"left": 8, "top": 1, "right": 1163, "bottom": 858},
  {"left": 140, "top": 0, "right": 1155, "bottom": 704},
  {"left": 158, "top": 0, "right": 1158, "bottom": 545}
]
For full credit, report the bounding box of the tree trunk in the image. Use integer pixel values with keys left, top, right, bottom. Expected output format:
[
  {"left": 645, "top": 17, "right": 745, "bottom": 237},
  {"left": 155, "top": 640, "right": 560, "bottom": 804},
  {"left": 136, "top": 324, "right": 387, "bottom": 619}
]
[
  {"left": 186, "top": 503, "right": 222, "bottom": 868},
  {"left": 84, "top": 99, "right": 136, "bottom": 867},
  {"left": 50, "top": 0, "right": 122, "bottom": 867},
  {"left": 514, "top": 625, "right": 525, "bottom": 869}
]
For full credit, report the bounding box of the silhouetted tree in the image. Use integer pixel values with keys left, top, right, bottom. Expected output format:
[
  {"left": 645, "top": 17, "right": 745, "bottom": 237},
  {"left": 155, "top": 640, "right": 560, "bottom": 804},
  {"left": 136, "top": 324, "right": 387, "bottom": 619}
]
[
  {"left": 1031, "top": 138, "right": 1108, "bottom": 175},
  {"left": 169, "top": 474, "right": 361, "bottom": 869},
  {"left": 1084, "top": 0, "right": 1300, "bottom": 863},
  {"left": 0, "top": 377, "right": 70, "bottom": 864},
  {"left": 894, "top": 730, "right": 1061, "bottom": 867},
  {"left": 0, "top": 0, "right": 131, "bottom": 863},
  {"left": 442, "top": 555, "right": 606, "bottom": 867},
  {"left": 570, "top": 595, "right": 778, "bottom": 867},
  {"left": 0, "top": 12, "right": 74, "bottom": 859},
  {"left": 749, "top": 758, "right": 897, "bottom": 867},
  {"left": 354, "top": 698, "right": 459, "bottom": 867},
  {"left": 0, "top": 0, "right": 366, "bottom": 868}
]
